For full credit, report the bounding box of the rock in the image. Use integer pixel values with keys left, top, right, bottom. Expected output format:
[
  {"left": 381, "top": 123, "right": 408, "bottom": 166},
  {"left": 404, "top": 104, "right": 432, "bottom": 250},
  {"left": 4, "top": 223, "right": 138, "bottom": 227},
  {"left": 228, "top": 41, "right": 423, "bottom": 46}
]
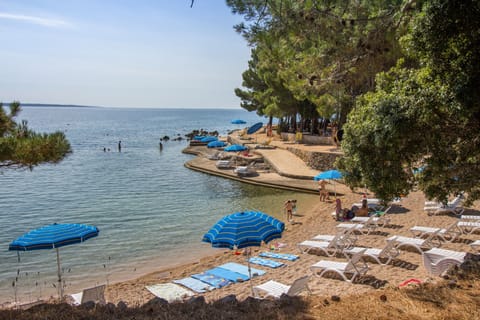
[
  {"left": 186, "top": 296, "right": 205, "bottom": 305},
  {"left": 331, "top": 295, "right": 341, "bottom": 302},
  {"left": 218, "top": 294, "right": 237, "bottom": 304},
  {"left": 79, "top": 301, "right": 95, "bottom": 310},
  {"left": 105, "top": 302, "right": 116, "bottom": 313},
  {"left": 117, "top": 301, "right": 128, "bottom": 311},
  {"left": 143, "top": 297, "right": 168, "bottom": 308},
  {"left": 380, "top": 295, "right": 387, "bottom": 302}
]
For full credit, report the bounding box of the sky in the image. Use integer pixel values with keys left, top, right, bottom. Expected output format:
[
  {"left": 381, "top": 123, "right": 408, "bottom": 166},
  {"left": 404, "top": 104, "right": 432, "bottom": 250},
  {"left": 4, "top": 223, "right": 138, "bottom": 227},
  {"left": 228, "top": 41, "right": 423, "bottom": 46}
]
[{"left": 0, "top": 1, "right": 252, "bottom": 108}]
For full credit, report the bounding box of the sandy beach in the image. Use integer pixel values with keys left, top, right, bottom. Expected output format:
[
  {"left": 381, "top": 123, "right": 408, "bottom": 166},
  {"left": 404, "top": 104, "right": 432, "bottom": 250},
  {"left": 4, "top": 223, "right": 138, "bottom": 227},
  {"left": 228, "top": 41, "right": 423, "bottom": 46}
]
[{"left": 103, "top": 134, "right": 480, "bottom": 307}]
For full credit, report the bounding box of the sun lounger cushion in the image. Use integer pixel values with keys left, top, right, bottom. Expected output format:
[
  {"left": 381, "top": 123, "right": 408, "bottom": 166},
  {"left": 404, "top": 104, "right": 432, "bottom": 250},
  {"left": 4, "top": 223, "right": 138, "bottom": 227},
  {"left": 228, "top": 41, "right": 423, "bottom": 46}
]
[
  {"left": 145, "top": 283, "right": 194, "bottom": 302},
  {"left": 260, "top": 251, "right": 299, "bottom": 261},
  {"left": 249, "top": 257, "right": 284, "bottom": 268},
  {"left": 204, "top": 267, "right": 249, "bottom": 282},
  {"left": 219, "top": 262, "right": 266, "bottom": 277},
  {"left": 173, "top": 277, "right": 215, "bottom": 293},
  {"left": 191, "top": 272, "right": 231, "bottom": 288}
]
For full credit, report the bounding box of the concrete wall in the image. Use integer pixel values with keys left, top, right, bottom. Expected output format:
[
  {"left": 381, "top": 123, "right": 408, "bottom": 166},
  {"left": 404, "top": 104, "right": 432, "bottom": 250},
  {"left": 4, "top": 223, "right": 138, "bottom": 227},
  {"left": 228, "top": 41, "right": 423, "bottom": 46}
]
[
  {"left": 286, "top": 147, "right": 340, "bottom": 171},
  {"left": 280, "top": 132, "right": 333, "bottom": 145}
]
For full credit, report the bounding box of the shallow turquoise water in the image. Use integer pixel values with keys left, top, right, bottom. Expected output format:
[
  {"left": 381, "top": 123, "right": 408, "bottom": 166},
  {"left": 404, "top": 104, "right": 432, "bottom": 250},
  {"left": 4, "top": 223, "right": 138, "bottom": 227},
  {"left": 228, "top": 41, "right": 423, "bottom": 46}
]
[{"left": 0, "top": 106, "right": 316, "bottom": 304}]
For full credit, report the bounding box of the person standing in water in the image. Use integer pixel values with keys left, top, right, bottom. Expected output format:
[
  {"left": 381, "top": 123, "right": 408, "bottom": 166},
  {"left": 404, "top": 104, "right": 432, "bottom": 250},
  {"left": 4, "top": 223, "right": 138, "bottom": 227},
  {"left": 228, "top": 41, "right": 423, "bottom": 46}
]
[{"left": 118, "top": 141, "right": 122, "bottom": 152}]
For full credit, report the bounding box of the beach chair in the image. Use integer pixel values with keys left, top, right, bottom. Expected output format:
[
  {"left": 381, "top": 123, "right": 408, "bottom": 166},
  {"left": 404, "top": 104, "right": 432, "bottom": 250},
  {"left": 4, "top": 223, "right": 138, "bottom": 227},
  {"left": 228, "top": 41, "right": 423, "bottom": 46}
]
[
  {"left": 297, "top": 232, "right": 351, "bottom": 256},
  {"left": 311, "top": 228, "right": 358, "bottom": 248},
  {"left": 310, "top": 249, "right": 369, "bottom": 283},
  {"left": 253, "top": 276, "right": 311, "bottom": 299},
  {"left": 387, "top": 232, "right": 442, "bottom": 254},
  {"left": 423, "top": 248, "right": 466, "bottom": 276},
  {"left": 216, "top": 159, "right": 235, "bottom": 169},
  {"left": 457, "top": 221, "right": 480, "bottom": 234},
  {"left": 470, "top": 240, "right": 480, "bottom": 252},
  {"left": 460, "top": 215, "right": 480, "bottom": 221},
  {"left": 343, "top": 240, "right": 400, "bottom": 265},
  {"left": 409, "top": 221, "right": 462, "bottom": 242},
  {"left": 336, "top": 222, "right": 377, "bottom": 235},
  {"left": 70, "top": 284, "right": 106, "bottom": 305},
  {"left": 351, "top": 206, "right": 392, "bottom": 227},
  {"left": 424, "top": 195, "right": 464, "bottom": 216}
]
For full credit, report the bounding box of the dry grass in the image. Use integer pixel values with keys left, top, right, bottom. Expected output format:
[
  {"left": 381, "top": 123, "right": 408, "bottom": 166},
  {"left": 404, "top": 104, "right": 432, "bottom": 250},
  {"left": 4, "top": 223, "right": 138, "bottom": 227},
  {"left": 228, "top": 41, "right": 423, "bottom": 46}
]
[{"left": 1, "top": 275, "right": 479, "bottom": 320}]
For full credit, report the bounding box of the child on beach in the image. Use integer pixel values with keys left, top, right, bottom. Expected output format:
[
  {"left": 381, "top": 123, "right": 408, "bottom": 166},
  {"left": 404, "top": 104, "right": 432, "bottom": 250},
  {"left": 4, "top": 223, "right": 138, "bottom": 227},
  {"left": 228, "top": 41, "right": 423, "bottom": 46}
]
[
  {"left": 291, "top": 199, "right": 297, "bottom": 216},
  {"left": 284, "top": 200, "right": 293, "bottom": 222}
]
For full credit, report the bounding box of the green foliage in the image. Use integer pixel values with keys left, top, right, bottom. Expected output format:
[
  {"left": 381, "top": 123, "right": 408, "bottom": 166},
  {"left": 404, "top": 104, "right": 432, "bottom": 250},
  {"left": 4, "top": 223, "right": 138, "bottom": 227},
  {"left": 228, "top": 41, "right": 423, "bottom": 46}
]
[
  {"left": 228, "top": 0, "right": 409, "bottom": 125},
  {"left": 338, "top": 0, "right": 480, "bottom": 204},
  {"left": 0, "top": 102, "right": 71, "bottom": 170}
]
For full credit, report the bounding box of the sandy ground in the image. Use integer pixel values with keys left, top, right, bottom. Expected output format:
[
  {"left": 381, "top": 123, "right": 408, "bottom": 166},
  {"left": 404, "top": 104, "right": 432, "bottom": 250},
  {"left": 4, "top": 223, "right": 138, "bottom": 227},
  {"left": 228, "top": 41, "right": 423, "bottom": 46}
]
[{"left": 106, "top": 189, "right": 480, "bottom": 306}]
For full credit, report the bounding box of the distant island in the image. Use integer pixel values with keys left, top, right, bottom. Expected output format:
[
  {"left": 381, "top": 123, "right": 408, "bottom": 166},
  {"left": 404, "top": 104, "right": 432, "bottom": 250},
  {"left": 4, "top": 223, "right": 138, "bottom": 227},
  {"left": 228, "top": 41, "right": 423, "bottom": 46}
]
[{"left": 21, "top": 103, "right": 98, "bottom": 108}]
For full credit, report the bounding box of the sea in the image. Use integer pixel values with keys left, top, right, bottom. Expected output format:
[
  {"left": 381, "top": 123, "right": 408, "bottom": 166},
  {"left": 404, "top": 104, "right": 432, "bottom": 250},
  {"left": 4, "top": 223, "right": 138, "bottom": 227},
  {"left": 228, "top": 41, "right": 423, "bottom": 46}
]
[{"left": 0, "top": 106, "right": 317, "bottom": 304}]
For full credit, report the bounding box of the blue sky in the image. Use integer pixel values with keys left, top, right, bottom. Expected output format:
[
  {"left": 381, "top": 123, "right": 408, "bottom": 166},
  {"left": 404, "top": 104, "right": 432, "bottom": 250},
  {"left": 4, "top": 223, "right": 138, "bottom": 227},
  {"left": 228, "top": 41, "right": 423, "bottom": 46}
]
[{"left": 0, "top": 1, "right": 252, "bottom": 108}]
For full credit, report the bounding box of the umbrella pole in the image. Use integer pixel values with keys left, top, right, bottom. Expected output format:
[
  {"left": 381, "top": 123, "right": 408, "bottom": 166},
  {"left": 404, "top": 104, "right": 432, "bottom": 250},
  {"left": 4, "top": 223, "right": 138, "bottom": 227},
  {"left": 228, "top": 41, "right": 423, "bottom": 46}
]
[
  {"left": 247, "top": 249, "right": 254, "bottom": 296},
  {"left": 56, "top": 248, "right": 63, "bottom": 300}
]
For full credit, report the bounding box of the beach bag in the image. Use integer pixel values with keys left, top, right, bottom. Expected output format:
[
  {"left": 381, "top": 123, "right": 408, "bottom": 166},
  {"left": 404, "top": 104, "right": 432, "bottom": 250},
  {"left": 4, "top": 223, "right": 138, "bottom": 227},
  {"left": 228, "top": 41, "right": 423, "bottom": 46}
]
[{"left": 345, "top": 210, "right": 355, "bottom": 220}]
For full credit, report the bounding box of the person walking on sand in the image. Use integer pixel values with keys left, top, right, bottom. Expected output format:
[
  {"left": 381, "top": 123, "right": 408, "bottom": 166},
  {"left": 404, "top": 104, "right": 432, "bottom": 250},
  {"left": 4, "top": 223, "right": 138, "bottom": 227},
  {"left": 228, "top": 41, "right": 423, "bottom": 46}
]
[
  {"left": 318, "top": 180, "right": 329, "bottom": 202},
  {"left": 284, "top": 200, "right": 293, "bottom": 222},
  {"left": 291, "top": 199, "right": 298, "bottom": 216},
  {"left": 118, "top": 141, "right": 122, "bottom": 152}
]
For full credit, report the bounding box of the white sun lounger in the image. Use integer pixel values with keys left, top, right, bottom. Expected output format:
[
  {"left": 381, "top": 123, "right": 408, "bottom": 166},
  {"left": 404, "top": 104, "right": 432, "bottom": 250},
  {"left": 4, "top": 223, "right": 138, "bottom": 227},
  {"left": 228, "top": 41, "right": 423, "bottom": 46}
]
[
  {"left": 343, "top": 240, "right": 400, "bottom": 265},
  {"left": 470, "top": 240, "right": 480, "bottom": 252},
  {"left": 424, "top": 195, "right": 464, "bottom": 216},
  {"left": 410, "top": 221, "right": 461, "bottom": 242},
  {"left": 423, "top": 248, "right": 466, "bottom": 276},
  {"left": 310, "top": 249, "right": 368, "bottom": 283},
  {"left": 253, "top": 276, "right": 311, "bottom": 298},
  {"left": 312, "top": 228, "right": 357, "bottom": 248},
  {"left": 297, "top": 232, "right": 350, "bottom": 256},
  {"left": 387, "top": 232, "right": 442, "bottom": 254},
  {"left": 457, "top": 221, "right": 480, "bottom": 234},
  {"left": 336, "top": 222, "right": 377, "bottom": 235},
  {"left": 351, "top": 206, "right": 392, "bottom": 227},
  {"left": 70, "top": 284, "right": 106, "bottom": 305}
]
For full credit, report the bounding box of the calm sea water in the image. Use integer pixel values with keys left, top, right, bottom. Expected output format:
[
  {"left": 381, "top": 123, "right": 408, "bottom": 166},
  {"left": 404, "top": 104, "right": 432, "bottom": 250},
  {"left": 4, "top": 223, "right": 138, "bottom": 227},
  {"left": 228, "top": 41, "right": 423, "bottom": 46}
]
[{"left": 0, "top": 106, "right": 316, "bottom": 304}]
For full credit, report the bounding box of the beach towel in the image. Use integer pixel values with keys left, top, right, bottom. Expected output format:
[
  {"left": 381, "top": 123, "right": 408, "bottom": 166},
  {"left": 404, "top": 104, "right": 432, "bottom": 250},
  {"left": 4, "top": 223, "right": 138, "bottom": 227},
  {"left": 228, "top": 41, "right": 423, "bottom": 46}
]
[
  {"left": 205, "top": 267, "right": 249, "bottom": 282},
  {"left": 219, "top": 262, "right": 266, "bottom": 277},
  {"left": 191, "top": 272, "right": 231, "bottom": 289},
  {"left": 260, "top": 251, "right": 299, "bottom": 261},
  {"left": 145, "top": 283, "right": 194, "bottom": 302},
  {"left": 249, "top": 257, "right": 284, "bottom": 268},
  {"left": 173, "top": 277, "right": 215, "bottom": 293}
]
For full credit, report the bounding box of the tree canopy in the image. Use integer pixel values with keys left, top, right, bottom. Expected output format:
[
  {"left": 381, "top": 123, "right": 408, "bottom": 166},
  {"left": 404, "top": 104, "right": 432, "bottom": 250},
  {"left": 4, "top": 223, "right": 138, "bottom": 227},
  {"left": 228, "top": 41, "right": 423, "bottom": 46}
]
[
  {"left": 0, "top": 102, "right": 71, "bottom": 170},
  {"left": 228, "top": 0, "right": 480, "bottom": 204},
  {"left": 338, "top": 0, "right": 480, "bottom": 204}
]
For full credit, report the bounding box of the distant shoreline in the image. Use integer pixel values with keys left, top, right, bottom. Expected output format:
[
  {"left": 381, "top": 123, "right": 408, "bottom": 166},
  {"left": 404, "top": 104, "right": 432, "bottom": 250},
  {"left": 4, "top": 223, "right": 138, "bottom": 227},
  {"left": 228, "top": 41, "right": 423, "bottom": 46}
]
[{"left": 21, "top": 103, "right": 98, "bottom": 108}]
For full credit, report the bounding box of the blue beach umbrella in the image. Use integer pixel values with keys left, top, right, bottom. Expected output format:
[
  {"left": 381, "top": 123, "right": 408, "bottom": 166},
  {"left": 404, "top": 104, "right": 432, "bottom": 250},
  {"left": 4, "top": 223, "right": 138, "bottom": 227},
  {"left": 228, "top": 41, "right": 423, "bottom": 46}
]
[
  {"left": 202, "top": 211, "right": 284, "bottom": 294},
  {"left": 207, "top": 140, "right": 227, "bottom": 148},
  {"left": 247, "top": 122, "right": 263, "bottom": 135},
  {"left": 202, "top": 211, "right": 285, "bottom": 249},
  {"left": 224, "top": 144, "right": 247, "bottom": 152},
  {"left": 314, "top": 169, "right": 343, "bottom": 198},
  {"left": 9, "top": 223, "right": 100, "bottom": 299},
  {"left": 231, "top": 119, "right": 246, "bottom": 124},
  {"left": 200, "top": 136, "right": 218, "bottom": 143},
  {"left": 314, "top": 169, "right": 343, "bottom": 181}
]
